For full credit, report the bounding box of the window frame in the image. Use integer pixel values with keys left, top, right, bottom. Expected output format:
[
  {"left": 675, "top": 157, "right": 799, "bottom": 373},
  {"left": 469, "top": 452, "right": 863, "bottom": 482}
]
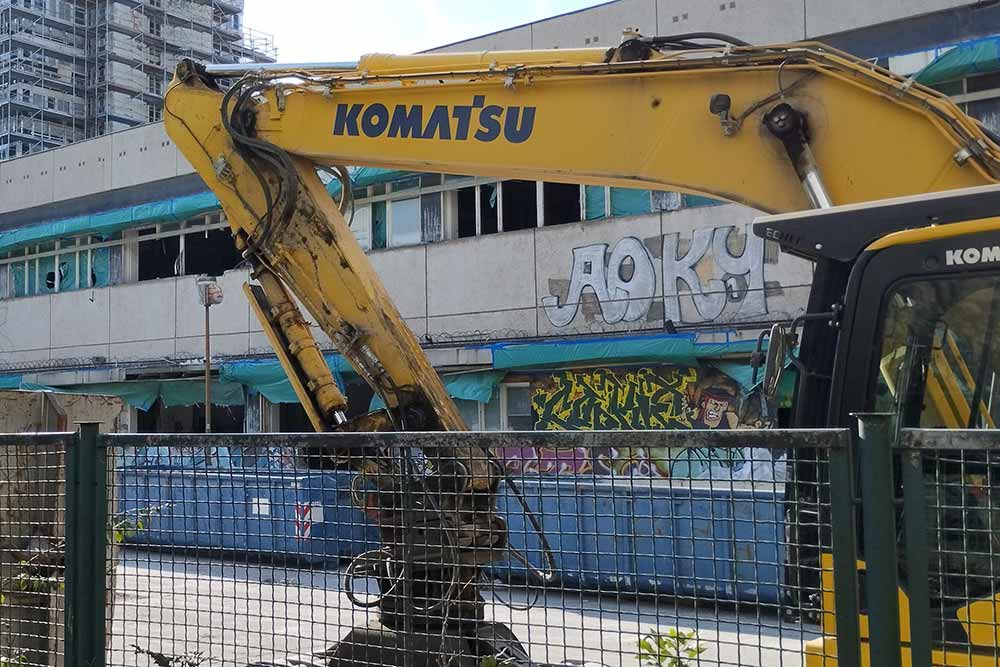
[{"left": 460, "top": 382, "right": 533, "bottom": 431}]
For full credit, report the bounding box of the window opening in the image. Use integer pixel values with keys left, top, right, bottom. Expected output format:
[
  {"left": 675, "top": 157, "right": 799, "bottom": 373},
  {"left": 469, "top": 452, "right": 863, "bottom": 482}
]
[
  {"left": 457, "top": 186, "right": 477, "bottom": 238},
  {"left": 501, "top": 180, "right": 537, "bottom": 231},
  {"left": 480, "top": 184, "right": 499, "bottom": 235},
  {"left": 184, "top": 228, "right": 242, "bottom": 276},
  {"left": 543, "top": 182, "right": 581, "bottom": 226}
]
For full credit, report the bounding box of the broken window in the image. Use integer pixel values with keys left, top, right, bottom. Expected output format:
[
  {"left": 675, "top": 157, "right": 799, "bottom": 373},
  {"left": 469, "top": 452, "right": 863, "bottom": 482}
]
[
  {"left": 651, "top": 191, "right": 682, "bottom": 212},
  {"left": 421, "top": 193, "right": 443, "bottom": 243},
  {"left": 480, "top": 184, "right": 498, "bottom": 235},
  {"left": 543, "top": 182, "right": 581, "bottom": 226},
  {"left": 184, "top": 228, "right": 242, "bottom": 276},
  {"left": 138, "top": 233, "right": 179, "bottom": 281},
  {"left": 372, "top": 201, "right": 387, "bottom": 250},
  {"left": 501, "top": 180, "right": 536, "bottom": 231},
  {"left": 457, "top": 186, "right": 477, "bottom": 238}
]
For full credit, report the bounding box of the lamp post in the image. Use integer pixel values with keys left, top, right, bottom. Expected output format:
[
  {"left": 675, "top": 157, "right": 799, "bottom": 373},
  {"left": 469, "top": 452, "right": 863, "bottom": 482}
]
[{"left": 196, "top": 275, "right": 223, "bottom": 433}]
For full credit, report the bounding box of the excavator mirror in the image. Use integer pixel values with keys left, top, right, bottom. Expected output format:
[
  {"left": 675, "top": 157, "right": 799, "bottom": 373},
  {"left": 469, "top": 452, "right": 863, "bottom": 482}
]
[{"left": 761, "top": 322, "right": 790, "bottom": 401}]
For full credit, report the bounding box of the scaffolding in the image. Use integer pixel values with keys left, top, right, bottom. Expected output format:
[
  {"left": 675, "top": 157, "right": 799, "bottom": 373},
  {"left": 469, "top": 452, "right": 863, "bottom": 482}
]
[{"left": 0, "top": 0, "right": 275, "bottom": 159}]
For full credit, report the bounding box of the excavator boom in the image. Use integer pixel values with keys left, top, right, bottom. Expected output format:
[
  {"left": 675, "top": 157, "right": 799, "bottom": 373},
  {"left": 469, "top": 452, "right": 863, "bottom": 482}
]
[{"left": 164, "top": 38, "right": 1000, "bottom": 435}]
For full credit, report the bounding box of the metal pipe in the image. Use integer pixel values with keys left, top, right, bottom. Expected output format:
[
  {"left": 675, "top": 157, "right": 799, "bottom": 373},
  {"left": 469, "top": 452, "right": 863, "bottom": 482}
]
[
  {"left": 802, "top": 166, "right": 834, "bottom": 209},
  {"left": 202, "top": 61, "right": 359, "bottom": 76},
  {"left": 205, "top": 301, "right": 211, "bottom": 434}
]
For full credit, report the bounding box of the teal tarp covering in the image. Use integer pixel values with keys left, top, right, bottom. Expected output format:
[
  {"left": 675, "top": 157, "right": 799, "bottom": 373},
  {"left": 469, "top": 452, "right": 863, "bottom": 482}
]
[
  {"left": 0, "top": 375, "right": 22, "bottom": 390},
  {"left": 0, "top": 191, "right": 222, "bottom": 255},
  {"left": 584, "top": 185, "right": 606, "bottom": 220},
  {"left": 370, "top": 369, "right": 507, "bottom": 410},
  {"left": 915, "top": 38, "right": 999, "bottom": 86},
  {"left": 683, "top": 194, "right": 726, "bottom": 208},
  {"left": 490, "top": 333, "right": 759, "bottom": 370},
  {"left": 220, "top": 354, "right": 350, "bottom": 404},
  {"left": 159, "top": 380, "right": 246, "bottom": 408},
  {"left": 327, "top": 167, "right": 417, "bottom": 198},
  {"left": 610, "top": 188, "right": 651, "bottom": 217}
]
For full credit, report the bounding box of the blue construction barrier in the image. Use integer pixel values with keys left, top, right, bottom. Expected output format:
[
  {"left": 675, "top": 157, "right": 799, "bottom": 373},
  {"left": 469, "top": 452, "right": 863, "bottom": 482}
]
[
  {"left": 116, "top": 468, "right": 380, "bottom": 563},
  {"left": 117, "top": 469, "right": 785, "bottom": 604},
  {"left": 494, "top": 477, "right": 785, "bottom": 604}
]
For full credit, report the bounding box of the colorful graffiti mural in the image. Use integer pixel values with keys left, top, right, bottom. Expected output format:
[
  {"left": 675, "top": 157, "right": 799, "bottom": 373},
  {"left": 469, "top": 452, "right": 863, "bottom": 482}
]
[{"left": 498, "top": 365, "right": 779, "bottom": 480}]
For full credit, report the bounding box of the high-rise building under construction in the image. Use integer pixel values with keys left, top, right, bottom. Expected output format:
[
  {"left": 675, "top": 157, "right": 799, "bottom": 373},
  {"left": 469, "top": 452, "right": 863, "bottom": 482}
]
[{"left": 0, "top": 0, "right": 275, "bottom": 160}]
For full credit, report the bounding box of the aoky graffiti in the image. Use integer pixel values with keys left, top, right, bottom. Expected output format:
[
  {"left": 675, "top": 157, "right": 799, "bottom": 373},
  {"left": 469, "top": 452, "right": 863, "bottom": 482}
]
[
  {"left": 663, "top": 225, "right": 765, "bottom": 324},
  {"left": 541, "top": 237, "right": 656, "bottom": 327},
  {"left": 542, "top": 225, "right": 766, "bottom": 327}
]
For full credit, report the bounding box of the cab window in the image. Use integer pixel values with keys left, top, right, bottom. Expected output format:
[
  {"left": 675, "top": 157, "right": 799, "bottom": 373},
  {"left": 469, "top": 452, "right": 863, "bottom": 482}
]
[{"left": 874, "top": 275, "right": 1000, "bottom": 428}]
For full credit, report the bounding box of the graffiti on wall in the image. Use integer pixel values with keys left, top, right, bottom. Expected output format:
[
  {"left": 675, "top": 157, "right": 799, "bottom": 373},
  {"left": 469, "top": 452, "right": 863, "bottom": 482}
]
[
  {"left": 542, "top": 225, "right": 769, "bottom": 328},
  {"left": 498, "top": 365, "right": 779, "bottom": 480}
]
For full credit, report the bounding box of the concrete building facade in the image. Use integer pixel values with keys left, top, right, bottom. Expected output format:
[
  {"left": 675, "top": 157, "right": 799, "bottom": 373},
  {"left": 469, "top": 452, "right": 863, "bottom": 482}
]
[
  {"left": 0, "top": 0, "right": 275, "bottom": 160},
  {"left": 0, "top": 0, "right": 998, "bottom": 448}
]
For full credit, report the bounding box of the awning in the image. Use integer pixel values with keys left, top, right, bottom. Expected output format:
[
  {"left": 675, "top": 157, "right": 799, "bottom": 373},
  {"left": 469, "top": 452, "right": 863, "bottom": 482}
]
[
  {"left": 369, "top": 369, "right": 507, "bottom": 410},
  {"left": 0, "top": 192, "right": 221, "bottom": 254},
  {"left": 0, "top": 378, "right": 246, "bottom": 410},
  {"left": 915, "top": 36, "right": 1000, "bottom": 86},
  {"left": 0, "top": 172, "right": 355, "bottom": 255},
  {"left": 219, "top": 354, "right": 351, "bottom": 404},
  {"left": 489, "top": 333, "right": 760, "bottom": 370}
]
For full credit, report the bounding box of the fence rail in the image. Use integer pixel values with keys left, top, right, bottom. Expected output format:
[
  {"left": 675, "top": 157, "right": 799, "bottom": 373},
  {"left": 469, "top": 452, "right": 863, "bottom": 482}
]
[{"left": 6, "top": 425, "right": 1000, "bottom": 667}]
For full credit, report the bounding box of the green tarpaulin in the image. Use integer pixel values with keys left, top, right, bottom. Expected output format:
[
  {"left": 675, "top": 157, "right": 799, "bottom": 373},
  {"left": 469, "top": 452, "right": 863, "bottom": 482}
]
[
  {"left": 709, "top": 359, "right": 797, "bottom": 407},
  {"left": 220, "top": 354, "right": 350, "bottom": 404},
  {"left": 0, "top": 375, "right": 23, "bottom": 390},
  {"left": 370, "top": 369, "right": 508, "bottom": 410},
  {"left": 158, "top": 379, "right": 246, "bottom": 408},
  {"left": 584, "top": 185, "right": 606, "bottom": 220},
  {"left": 0, "top": 191, "right": 223, "bottom": 255},
  {"left": 915, "top": 38, "right": 999, "bottom": 86},
  {"left": 489, "top": 333, "right": 760, "bottom": 370},
  {"left": 609, "top": 187, "right": 652, "bottom": 217},
  {"left": 327, "top": 167, "right": 417, "bottom": 198}
]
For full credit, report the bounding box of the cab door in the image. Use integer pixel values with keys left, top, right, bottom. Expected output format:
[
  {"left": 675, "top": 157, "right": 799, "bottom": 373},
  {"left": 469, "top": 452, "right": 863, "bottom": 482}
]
[{"left": 832, "top": 225, "right": 1000, "bottom": 657}]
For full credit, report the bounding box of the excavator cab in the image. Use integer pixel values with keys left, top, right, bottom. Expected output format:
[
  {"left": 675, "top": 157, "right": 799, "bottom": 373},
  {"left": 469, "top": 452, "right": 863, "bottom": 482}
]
[{"left": 755, "top": 184, "right": 1000, "bottom": 666}]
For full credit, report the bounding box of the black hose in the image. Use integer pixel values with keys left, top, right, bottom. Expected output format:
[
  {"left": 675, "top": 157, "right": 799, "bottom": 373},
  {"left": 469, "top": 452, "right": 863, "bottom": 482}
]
[
  {"left": 648, "top": 32, "right": 750, "bottom": 48},
  {"left": 483, "top": 450, "right": 558, "bottom": 585}
]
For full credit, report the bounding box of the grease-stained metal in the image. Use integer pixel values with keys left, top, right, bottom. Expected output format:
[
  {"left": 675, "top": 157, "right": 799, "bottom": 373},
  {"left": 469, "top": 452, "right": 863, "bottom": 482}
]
[{"left": 898, "top": 428, "right": 1000, "bottom": 450}]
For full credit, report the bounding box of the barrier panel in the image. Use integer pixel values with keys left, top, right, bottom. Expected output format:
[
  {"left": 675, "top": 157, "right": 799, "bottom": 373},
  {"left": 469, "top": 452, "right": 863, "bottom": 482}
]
[
  {"left": 97, "top": 429, "right": 853, "bottom": 667},
  {"left": 0, "top": 432, "right": 77, "bottom": 667}
]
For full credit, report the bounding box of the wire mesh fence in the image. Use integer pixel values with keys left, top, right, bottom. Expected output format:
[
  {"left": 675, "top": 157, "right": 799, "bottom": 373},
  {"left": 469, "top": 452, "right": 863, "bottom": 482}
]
[
  {"left": 8, "top": 423, "right": 1000, "bottom": 667},
  {"left": 0, "top": 433, "right": 75, "bottom": 667},
  {"left": 888, "top": 427, "right": 1000, "bottom": 667},
  {"left": 96, "top": 429, "right": 851, "bottom": 667}
]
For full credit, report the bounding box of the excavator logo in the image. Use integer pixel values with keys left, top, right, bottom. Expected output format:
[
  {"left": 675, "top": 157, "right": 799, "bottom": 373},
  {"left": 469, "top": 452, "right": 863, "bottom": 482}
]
[
  {"left": 333, "top": 96, "right": 536, "bottom": 143},
  {"left": 945, "top": 246, "right": 1000, "bottom": 266}
]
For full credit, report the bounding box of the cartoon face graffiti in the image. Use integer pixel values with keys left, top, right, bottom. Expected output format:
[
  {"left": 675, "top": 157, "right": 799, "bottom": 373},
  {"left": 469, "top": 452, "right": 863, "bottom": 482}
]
[{"left": 692, "top": 386, "right": 739, "bottom": 430}]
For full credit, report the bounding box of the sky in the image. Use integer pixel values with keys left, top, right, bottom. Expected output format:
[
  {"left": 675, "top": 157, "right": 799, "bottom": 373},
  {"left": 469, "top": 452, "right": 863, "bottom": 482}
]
[{"left": 242, "top": 0, "right": 605, "bottom": 63}]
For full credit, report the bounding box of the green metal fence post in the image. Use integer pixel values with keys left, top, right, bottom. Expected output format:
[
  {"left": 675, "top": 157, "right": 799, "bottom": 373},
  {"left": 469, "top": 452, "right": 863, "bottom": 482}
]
[
  {"left": 829, "top": 438, "right": 862, "bottom": 667},
  {"left": 900, "top": 448, "right": 931, "bottom": 667},
  {"left": 64, "top": 423, "right": 107, "bottom": 667},
  {"left": 856, "top": 413, "right": 902, "bottom": 667}
]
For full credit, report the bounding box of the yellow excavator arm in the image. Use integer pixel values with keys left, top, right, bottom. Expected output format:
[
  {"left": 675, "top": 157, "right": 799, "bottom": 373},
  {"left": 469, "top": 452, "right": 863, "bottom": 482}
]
[{"left": 163, "top": 34, "right": 1000, "bottom": 435}]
